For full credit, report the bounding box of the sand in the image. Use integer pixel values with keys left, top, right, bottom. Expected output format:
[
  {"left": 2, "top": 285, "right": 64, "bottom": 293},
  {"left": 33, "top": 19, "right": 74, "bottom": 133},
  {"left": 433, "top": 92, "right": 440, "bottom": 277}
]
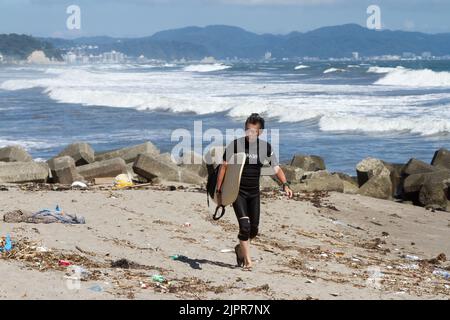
[{"left": 0, "top": 183, "right": 449, "bottom": 300}]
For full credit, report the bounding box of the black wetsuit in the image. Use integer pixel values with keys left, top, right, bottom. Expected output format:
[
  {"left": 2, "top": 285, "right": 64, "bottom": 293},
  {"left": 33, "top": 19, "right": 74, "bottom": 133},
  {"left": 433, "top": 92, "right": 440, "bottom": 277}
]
[{"left": 223, "top": 137, "right": 278, "bottom": 241}]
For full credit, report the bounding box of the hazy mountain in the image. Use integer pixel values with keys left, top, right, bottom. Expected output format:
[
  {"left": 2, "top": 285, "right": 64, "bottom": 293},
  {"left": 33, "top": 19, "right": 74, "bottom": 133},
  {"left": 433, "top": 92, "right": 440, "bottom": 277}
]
[
  {"left": 41, "top": 24, "right": 450, "bottom": 60},
  {"left": 0, "top": 34, "right": 62, "bottom": 60}
]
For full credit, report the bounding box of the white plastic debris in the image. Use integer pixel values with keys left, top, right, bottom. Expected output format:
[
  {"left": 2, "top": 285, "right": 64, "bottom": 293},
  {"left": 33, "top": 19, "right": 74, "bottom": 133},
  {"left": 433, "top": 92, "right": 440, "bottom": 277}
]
[
  {"left": 71, "top": 181, "right": 88, "bottom": 189},
  {"left": 36, "top": 246, "right": 50, "bottom": 252}
]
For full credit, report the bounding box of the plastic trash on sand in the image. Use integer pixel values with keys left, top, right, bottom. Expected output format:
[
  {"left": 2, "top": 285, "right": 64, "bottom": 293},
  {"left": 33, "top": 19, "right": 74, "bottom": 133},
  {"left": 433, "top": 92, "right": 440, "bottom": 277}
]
[
  {"left": 71, "top": 181, "right": 88, "bottom": 189},
  {"left": 0, "top": 235, "right": 12, "bottom": 252},
  {"left": 433, "top": 269, "right": 450, "bottom": 279},
  {"left": 59, "top": 260, "right": 71, "bottom": 267},
  {"left": 152, "top": 274, "right": 166, "bottom": 283},
  {"left": 88, "top": 285, "right": 103, "bottom": 292},
  {"left": 70, "top": 266, "right": 91, "bottom": 280},
  {"left": 404, "top": 254, "right": 420, "bottom": 261},
  {"left": 114, "top": 174, "right": 133, "bottom": 189}
]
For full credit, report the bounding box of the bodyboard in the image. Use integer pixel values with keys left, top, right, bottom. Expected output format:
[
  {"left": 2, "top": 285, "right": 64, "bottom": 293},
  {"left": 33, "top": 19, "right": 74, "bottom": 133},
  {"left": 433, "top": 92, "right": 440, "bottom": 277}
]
[{"left": 213, "top": 152, "right": 246, "bottom": 206}]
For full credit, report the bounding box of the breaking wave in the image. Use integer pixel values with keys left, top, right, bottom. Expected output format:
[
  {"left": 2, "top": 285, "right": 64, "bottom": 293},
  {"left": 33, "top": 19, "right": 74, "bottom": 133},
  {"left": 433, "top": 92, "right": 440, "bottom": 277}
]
[
  {"left": 375, "top": 68, "right": 450, "bottom": 87},
  {"left": 1, "top": 66, "right": 450, "bottom": 136},
  {"left": 294, "top": 65, "right": 309, "bottom": 70},
  {"left": 323, "top": 68, "right": 345, "bottom": 74},
  {"left": 183, "top": 63, "right": 231, "bottom": 72},
  {"left": 0, "top": 138, "right": 58, "bottom": 150}
]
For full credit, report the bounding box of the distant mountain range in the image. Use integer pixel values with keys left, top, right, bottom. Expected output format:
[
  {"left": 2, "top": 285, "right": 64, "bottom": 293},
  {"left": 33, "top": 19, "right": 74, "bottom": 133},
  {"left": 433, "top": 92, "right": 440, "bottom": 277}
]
[{"left": 2, "top": 24, "right": 450, "bottom": 61}]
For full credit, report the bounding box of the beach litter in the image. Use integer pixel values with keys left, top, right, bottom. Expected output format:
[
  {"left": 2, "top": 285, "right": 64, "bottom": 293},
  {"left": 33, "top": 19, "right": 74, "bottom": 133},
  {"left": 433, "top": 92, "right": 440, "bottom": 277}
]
[
  {"left": 67, "top": 265, "right": 91, "bottom": 280},
  {"left": 403, "top": 254, "right": 420, "bottom": 261},
  {"left": 0, "top": 235, "right": 13, "bottom": 252},
  {"left": 1, "top": 237, "right": 104, "bottom": 273},
  {"left": 182, "top": 222, "right": 192, "bottom": 228},
  {"left": 152, "top": 274, "right": 166, "bottom": 283},
  {"left": 71, "top": 181, "right": 88, "bottom": 189},
  {"left": 220, "top": 249, "right": 234, "bottom": 253},
  {"left": 433, "top": 269, "right": 450, "bottom": 280},
  {"left": 114, "top": 174, "right": 134, "bottom": 189},
  {"left": 88, "top": 284, "right": 104, "bottom": 293},
  {"left": 3, "top": 206, "right": 85, "bottom": 224},
  {"left": 59, "top": 260, "right": 72, "bottom": 267}
]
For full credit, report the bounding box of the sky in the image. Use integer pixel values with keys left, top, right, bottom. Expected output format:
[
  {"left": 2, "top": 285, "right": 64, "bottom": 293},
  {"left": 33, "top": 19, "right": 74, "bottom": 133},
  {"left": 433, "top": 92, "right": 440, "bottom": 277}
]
[{"left": 0, "top": 0, "right": 449, "bottom": 38}]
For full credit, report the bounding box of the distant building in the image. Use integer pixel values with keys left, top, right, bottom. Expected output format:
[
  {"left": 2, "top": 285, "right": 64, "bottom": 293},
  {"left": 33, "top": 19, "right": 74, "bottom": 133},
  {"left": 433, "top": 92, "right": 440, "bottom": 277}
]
[
  {"left": 0, "top": 52, "right": 3, "bottom": 62},
  {"left": 352, "top": 52, "right": 359, "bottom": 60},
  {"left": 201, "top": 56, "right": 217, "bottom": 64},
  {"left": 64, "top": 52, "right": 77, "bottom": 64},
  {"left": 378, "top": 55, "right": 401, "bottom": 61},
  {"left": 402, "top": 52, "right": 416, "bottom": 59},
  {"left": 102, "top": 50, "right": 126, "bottom": 63},
  {"left": 264, "top": 51, "right": 272, "bottom": 60},
  {"left": 303, "top": 56, "right": 320, "bottom": 61},
  {"left": 422, "top": 51, "right": 432, "bottom": 59}
]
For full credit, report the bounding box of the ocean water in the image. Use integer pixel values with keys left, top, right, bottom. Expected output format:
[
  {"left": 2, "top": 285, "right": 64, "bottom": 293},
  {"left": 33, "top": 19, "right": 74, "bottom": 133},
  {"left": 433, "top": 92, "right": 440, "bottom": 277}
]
[{"left": 0, "top": 61, "right": 449, "bottom": 174}]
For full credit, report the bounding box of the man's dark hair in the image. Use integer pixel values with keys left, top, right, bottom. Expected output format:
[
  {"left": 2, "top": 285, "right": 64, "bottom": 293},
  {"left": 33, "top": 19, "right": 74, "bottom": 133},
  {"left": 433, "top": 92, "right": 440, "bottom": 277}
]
[{"left": 245, "top": 113, "right": 265, "bottom": 130}]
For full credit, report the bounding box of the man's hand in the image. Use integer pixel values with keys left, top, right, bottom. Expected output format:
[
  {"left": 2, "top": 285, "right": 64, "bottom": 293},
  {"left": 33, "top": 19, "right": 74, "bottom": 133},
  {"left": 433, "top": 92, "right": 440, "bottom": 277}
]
[
  {"left": 216, "top": 190, "right": 223, "bottom": 206},
  {"left": 284, "top": 185, "right": 293, "bottom": 199}
]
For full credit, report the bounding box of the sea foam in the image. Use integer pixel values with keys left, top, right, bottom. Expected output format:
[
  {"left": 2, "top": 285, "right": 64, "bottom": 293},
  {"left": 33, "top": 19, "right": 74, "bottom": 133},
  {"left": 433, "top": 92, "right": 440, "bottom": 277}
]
[
  {"left": 1, "top": 66, "right": 450, "bottom": 136},
  {"left": 294, "top": 65, "right": 309, "bottom": 70},
  {"left": 183, "top": 64, "right": 231, "bottom": 72},
  {"left": 375, "top": 68, "right": 450, "bottom": 87}
]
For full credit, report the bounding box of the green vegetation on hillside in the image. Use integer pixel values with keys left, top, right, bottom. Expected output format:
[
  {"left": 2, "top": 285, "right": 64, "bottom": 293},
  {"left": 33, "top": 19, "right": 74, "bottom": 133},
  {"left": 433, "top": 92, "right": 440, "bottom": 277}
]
[{"left": 0, "top": 34, "right": 62, "bottom": 60}]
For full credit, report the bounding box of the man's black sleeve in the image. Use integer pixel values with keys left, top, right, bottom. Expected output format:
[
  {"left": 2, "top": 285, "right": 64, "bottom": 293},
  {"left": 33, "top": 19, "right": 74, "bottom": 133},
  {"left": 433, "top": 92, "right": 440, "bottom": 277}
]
[
  {"left": 222, "top": 139, "right": 237, "bottom": 163},
  {"left": 265, "top": 142, "right": 279, "bottom": 166}
]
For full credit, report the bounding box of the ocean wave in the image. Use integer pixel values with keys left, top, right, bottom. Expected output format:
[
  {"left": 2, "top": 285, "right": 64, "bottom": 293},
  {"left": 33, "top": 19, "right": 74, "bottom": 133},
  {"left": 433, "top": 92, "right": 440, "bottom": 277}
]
[
  {"left": 0, "top": 139, "right": 57, "bottom": 150},
  {"left": 294, "top": 65, "right": 309, "bottom": 70},
  {"left": 319, "top": 115, "right": 450, "bottom": 136},
  {"left": 375, "top": 68, "right": 450, "bottom": 87},
  {"left": 183, "top": 64, "right": 231, "bottom": 72},
  {"left": 2, "top": 66, "right": 450, "bottom": 136},
  {"left": 367, "top": 66, "right": 405, "bottom": 74},
  {"left": 323, "top": 68, "right": 345, "bottom": 74}
]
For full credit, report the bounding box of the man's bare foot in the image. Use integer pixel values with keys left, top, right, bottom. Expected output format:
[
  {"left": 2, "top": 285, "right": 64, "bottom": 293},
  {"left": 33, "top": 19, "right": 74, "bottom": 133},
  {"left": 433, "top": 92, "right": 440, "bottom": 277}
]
[{"left": 242, "top": 265, "right": 253, "bottom": 271}]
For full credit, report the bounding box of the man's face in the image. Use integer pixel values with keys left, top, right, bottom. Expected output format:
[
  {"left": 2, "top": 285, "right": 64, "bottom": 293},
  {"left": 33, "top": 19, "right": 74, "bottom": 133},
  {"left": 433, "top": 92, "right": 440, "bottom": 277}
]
[{"left": 245, "top": 123, "right": 262, "bottom": 142}]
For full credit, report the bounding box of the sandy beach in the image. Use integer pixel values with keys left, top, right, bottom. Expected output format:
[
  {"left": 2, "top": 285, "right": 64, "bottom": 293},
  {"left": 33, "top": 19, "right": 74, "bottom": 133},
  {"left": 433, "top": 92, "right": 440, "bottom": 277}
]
[{"left": 1, "top": 182, "right": 449, "bottom": 300}]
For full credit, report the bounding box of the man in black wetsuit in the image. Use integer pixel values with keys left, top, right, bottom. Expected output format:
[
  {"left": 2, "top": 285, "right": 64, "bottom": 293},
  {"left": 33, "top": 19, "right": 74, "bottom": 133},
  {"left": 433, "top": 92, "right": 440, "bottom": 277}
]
[{"left": 216, "top": 113, "right": 293, "bottom": 271}]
